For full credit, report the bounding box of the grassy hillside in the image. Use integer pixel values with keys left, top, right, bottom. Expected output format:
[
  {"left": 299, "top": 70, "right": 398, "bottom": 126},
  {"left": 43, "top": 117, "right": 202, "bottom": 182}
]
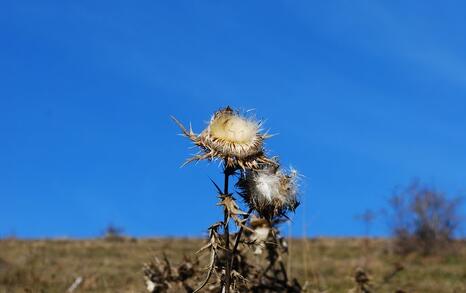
[{"left": 0, "top": 238, "right": 465, "bottom": 292}]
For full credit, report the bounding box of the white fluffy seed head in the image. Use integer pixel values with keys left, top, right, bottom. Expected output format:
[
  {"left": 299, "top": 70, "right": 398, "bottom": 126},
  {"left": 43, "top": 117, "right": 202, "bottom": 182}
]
[
  {"left": 201, "top": 107, "right": 264, "bottom": 160},
  {"left": 172, "top": 106, "right": 278, "bottom": 170},
  {"left": 173, "top": 106, "right": 278, "bottom": 170},
  {"left": 238, "top": 167, "right": 299, "bottom": 218}
]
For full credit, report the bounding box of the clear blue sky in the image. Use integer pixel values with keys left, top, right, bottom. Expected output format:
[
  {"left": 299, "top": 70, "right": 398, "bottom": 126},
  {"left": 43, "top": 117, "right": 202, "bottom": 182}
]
[{"left": 1, "top": 1, "right": 465, "bottom": 238}]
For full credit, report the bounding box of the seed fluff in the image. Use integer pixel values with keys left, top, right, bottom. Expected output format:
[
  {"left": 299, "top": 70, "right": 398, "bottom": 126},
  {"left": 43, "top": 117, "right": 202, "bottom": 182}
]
[{"left": 237, "top": 166, "right": 300, "bottom": 219}]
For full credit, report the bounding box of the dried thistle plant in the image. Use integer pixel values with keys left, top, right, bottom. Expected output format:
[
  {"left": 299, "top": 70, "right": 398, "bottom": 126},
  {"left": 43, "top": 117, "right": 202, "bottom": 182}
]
[{"left": 144, "top": 106, "right": 303, "bottom": 293}]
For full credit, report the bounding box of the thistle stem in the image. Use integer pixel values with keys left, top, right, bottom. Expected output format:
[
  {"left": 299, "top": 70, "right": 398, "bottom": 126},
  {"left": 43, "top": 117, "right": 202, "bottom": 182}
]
[
  {"left": 223, "top": 166, "right": 233, "bottom": 293},
  {"left": 229, "top": 208, "right": 253, "bottom": 273}
]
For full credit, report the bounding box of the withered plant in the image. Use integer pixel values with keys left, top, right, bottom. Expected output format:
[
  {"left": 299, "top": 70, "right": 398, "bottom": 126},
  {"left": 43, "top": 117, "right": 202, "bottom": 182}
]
[
  {"left": 144, "top": 106, "right": 303, "bottom": 293},
  {"left": 387, "top": 179, "right": 463, "bottom": 255}
]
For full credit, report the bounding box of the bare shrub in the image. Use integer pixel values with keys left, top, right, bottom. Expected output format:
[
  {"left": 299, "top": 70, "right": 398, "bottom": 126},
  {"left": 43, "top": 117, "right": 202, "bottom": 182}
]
[
  {"left": 388, "top": 179, "right": 463, "bottom": 255},
  {"left": 102, "top": 224, "right": 125, "bottom": 241}
]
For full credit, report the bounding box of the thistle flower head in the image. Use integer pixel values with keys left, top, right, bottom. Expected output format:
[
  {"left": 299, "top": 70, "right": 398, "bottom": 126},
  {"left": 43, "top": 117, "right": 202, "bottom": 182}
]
[
  {"left": 238, "top": 166, "right": 299, "bottom": 219},
  {"left": 172, "top": 106, "right": 276, "bottom": 170}
]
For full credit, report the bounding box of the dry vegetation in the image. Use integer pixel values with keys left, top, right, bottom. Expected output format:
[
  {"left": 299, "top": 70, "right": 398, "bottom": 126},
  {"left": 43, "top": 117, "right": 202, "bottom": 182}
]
[
  {"left": 2, "top": 111, "right": 464, "bottom": 292},
  {"left": 1, "top": 237, "right": 465, "bottom": 293}
]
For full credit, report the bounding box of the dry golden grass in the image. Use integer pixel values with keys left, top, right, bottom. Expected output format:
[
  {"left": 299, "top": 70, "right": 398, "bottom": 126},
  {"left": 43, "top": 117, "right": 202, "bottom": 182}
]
[{"left": 0, "top": 238, "right": 465, "bottom": 292}]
